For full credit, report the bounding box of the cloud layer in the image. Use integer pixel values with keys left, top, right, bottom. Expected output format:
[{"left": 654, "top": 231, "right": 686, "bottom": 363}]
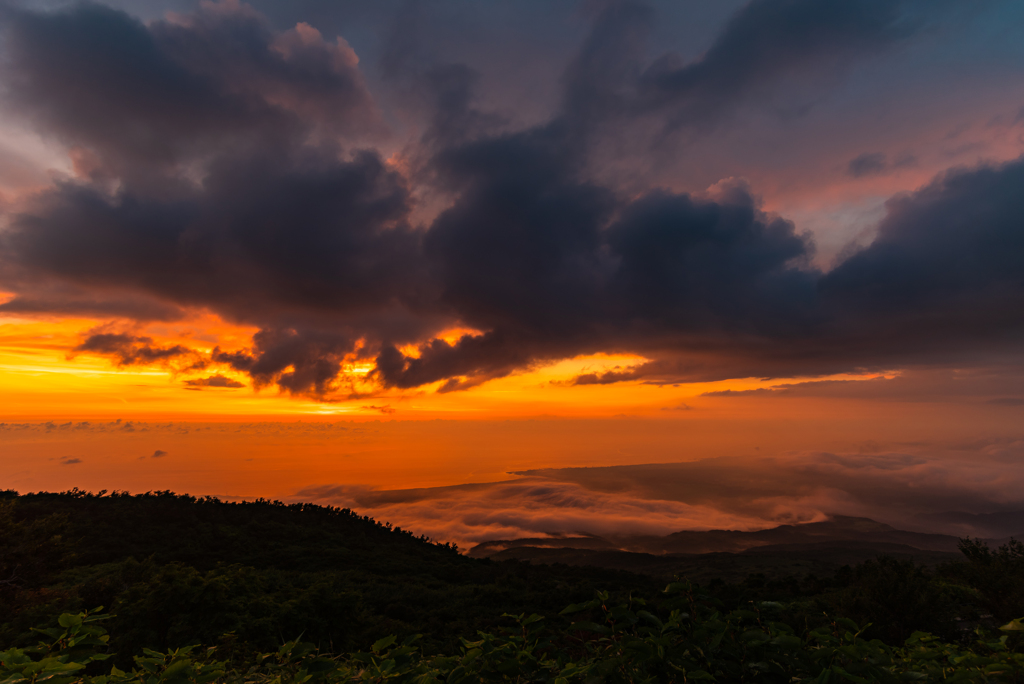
[
  {"left": 0, "top": 0, "right": 1022, "bottom": 398},
  {"left": 298, "top": 446, "right": 1024, "bottom": 548}
]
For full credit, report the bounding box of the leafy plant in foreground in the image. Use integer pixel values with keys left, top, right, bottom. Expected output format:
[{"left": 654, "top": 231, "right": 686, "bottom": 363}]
[{"left": 5, "top": 586, "right": 1023, "bottom": 684}]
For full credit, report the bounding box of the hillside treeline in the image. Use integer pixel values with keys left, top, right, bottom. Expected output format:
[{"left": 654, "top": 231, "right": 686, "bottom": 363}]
[{"left": 1, "top": 490, "right": 1022, "bottom": 681}]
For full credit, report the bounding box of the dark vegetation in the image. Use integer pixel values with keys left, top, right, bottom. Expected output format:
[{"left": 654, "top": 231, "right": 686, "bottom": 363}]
[
  {"left": 0, "top": 490, "right": 659, "bottom": 662},
  {"left": 2, "top": 490, "right": 1023, "bottom": 681}
]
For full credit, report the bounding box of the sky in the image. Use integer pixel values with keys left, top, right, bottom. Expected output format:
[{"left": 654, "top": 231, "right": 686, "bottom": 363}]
[{"left": 1, "top": 0, "right": 1023, "bottom": 546}]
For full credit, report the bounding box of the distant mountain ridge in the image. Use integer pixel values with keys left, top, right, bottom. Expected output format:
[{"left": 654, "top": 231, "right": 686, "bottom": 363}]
[
  {"left": 913, "top": 510, "right": 1024, "bottom": 538},
  {"left": 469, "top": 515, "right": 1012, "bottom": 559}
]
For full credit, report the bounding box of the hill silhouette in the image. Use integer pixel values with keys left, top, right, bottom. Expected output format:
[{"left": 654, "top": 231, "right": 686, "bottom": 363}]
[
  {"left": 0, "top": 489, "right": 657, "bottom": 663},
  {"left": 467, "top": 515, "right": 994, "bottom": 581},
  {"left": 470, "top": 515, "right": 973, "bottom": 557}
]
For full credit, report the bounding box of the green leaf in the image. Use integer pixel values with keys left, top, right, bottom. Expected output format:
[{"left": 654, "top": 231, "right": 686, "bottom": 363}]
[
  {"left": 56, "top": 615, "right": 81, "bottom": 630},
  {"left": 371, "top": 636, "right": 396, "bottom": 654},
  {"left": 160, "top": 659, "right": 192, "bottom": 680}
]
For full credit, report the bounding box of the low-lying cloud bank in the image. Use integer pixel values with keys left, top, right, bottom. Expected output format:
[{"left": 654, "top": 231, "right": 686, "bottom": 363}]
[
  {"left": 0, "top": 0, "right": 1021, "bottom": 398},
  {"left": 296, "top": 442, "right": 1024, "bottom": 548}
]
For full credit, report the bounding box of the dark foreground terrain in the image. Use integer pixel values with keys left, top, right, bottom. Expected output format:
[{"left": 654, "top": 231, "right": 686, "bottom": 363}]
[{"left": 2, "top": 490, "right": 1023, "bottom": 682}]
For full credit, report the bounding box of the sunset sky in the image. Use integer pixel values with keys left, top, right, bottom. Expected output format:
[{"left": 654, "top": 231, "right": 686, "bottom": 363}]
[{"left": 2, "top": 0, "right": 1023, "bottom": 546}]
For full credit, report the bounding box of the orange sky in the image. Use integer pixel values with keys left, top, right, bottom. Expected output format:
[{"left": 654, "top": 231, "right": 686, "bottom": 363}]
[
  {"left": 3, "top": 307, "right": 1021, "bottom": 499},
  {"left": 0, "top": 308, "right": 897, "bottom": 420},
  {"left": 3, "top": 303, "right": 1023, "bottom": 549}
]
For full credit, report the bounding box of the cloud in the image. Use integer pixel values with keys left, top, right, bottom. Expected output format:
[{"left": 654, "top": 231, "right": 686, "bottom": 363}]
[
  {"left": 296, "top": 445, "right": 1024, "bottom": 547},
  {"left": 212, "top": 329, "right": 361, "bottom": 396},
  {"left": 377, "top": 170, "right": 820, "bottom": 388},
  {"left": 819, "top": 157, "right": 1024, "bottom": 350},
  {"left": 1, "top": 2, "right": 381, "bottom": 181},
  {"left": 0, "top": 0, "right": 1020, "bottom": 399},
  {"left": 572, "top": 367, "right": 647, "bottom": 386},
  {"left": 848, "top": 152, "right": 888, "bottom": 177},
  {"left": 72, "top": 332, "right": 193, "bottom": 367},
  {"left": 699, "top": 367, "right": 1024, "bottom": 403},
  {"left": 59, "top": 456, "right": 82, "bottom": 465},
  {"left": 360, "top": 404, "right": 396, "bottom": 414},
  {"left": 0, "top": 292, "right": 187, "bottom": 321},
  {"left": 638, "top": 0, "right": 952, "bottom": 131},
  {"left": 183, "top": 374, "right": 245, "bottom": 389},
  {"left": 151, "top": 450, "right": 167, "bottom": 458},
  {"left": 0, "top": 419, "right": 357, "bottom": 436},
  {"left": 846, "top": 151, "right": 917, "bottom": 178},
  {"left": 0, "top": 1, "right": 423, "bottom": 338},
  {"left": 702, "top": 388, "right": 779, "bottom": 397},
  {"left": 297, "top": 478, "right": 770, "bottom": 548}
]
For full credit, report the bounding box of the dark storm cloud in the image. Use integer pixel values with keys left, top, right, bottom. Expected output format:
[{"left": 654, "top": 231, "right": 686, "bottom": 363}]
[
  {"left": 376, "top": 139, "right": 818, "bottom": 387},
  {"left": 72, "top": 332, "right": 193, "bottom": 366},
  {"left": 820, "top": 157, "right": 1024, "bottom": 349},
  {"left": 214, "top": 328, "right": 357, "bottom": 396},
  {"left": 606, "top": 185, "right": 817, "bottom": 335},
  {"left": 1, "top": 1, "right": 379, "bottom": 180},
  {"left": 0, "top": 293, "right": 187, "bottom": 321},
  {"left": 639, "top": 0, "right": 949, "bottom": 129},
  {"left": 564, "top": 155, "right": 1024, "bottom": 387},
  {"left": 376, "top": 331, "right": 533, "bottom": 392},
  {"left": 6, "top": 151, "right": 421, "bottom": 321},
  {"left": 0, "top": 0, "right": 424, "bottom": 351},
  {"left": 0, "top": 0, "right": 1021, "bottom": 397}
]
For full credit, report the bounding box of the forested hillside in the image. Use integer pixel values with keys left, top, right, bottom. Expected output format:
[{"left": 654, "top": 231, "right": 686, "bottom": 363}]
[
  {"left": 0, "top": 490, "right": 655, "bottom": 660},
  {"left": 2, "top": 490, "right": 1023, "bottom": 681}
]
